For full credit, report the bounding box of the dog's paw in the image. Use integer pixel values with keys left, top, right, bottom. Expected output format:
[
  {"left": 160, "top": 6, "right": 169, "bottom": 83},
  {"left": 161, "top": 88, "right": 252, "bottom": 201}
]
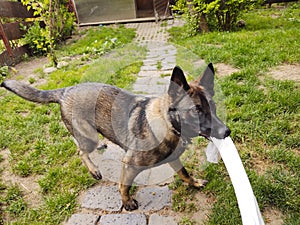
[
  {"left": 123, "top": 198, "right": 138, "bottom": 211},
  {"left": 192, "top": 179, "right": 208, "bottom": 188},
  {"left": 91, "top": 170, "right": 102, "bottom": 180}
]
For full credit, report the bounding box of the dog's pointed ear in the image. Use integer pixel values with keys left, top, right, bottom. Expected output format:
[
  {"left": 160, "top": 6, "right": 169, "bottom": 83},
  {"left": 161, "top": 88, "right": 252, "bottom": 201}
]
[
  {"left": 199, "top": 63, "right": 215, "bottom": 97},
  {"left": 168, "top": 66, "right": 190, "bottom": 96}
]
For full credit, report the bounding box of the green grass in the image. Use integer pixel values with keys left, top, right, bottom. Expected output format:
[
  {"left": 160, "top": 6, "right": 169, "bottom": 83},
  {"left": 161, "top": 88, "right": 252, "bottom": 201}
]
[
  {"left": 0, "top": 25, "right": 146, "bottom": 224},
  {"left": 57, "top": 25, "right": 136, "bottom": 57},
  {"left": 169, "top": 3, "right": 300, "bottom": 224}
]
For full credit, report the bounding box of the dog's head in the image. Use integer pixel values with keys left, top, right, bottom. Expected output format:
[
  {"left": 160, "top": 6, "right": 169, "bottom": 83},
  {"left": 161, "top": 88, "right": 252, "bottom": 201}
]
[{"left": 168, "top": 63, "right": 231, "bottom": 140}]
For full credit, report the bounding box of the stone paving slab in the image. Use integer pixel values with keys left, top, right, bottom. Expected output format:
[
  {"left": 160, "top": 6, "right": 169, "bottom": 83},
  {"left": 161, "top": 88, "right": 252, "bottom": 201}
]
[
  {"left": 90, "top": 141, "right": 175, "bottom": 185},
  {"left": 81, "top": 186, "right": 122, "bottom": 212},
  {"left": 67, "top": 213, "right": 99, "bottom": 225},
  {"left": 135, "top": 186, "right": 172, "bottom": 212},
  {"left": 138, "top": 69, "right": 171, "bottom": 78},
  {"left": 148, "top": 213, "right": 178, "bottom": 225},
  {"left": 99, "top": 213, "right": 147, "bottom": 225}
]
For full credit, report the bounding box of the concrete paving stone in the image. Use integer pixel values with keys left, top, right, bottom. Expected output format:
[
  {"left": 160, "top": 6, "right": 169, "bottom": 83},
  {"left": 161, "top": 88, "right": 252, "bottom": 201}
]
[
  {"left": 133, "top": 84, "right": 168, "bottom": 95},
  {"left": 162, "top": 57, "right": 176, "bottom": 62},
  {"left": 151, "top": 77, "right": 169, "bottom": 85},
  {"left": 132, "top": 84, "right": 152, "bottom": 94},
  {"left": 43, "top": 67, "right": 57, "bottom": 74},
  {"left": 135, "top": 186, "right": 172, "bottom": 212},
  {"left": 91, "top": 141, "right": 174, "bottom": 185},
  {"left": 136, "top": 163, "right": 174, "bottom": 185},
  {"left": 140, "top": 65, "right": 158, "bottom": 71},
  {"left": 146, "top": 54, "right": 162, "bottom": 60},
  {"left": 149, "top": 45, "right": 170, "bottom": 52},
  {"left": 161, "top": 62, "right": 176, "bottom": 68},
  {"left": 145, "top": 86, "right": 168, "bottom": 95},
  {"left": 143, "top": 59, "right": 157, "bottom": 66},
  {"left": 81, "top": 185, "right": 122, "bottom": 212},
  {"left": 138, "top": 70, "right": 162, "bottom": 77},
  {"left": 164, "top": 55, "right": 177, "bottom": 61},
  {"left": 166, "top": 49, "right": 177, "bottom": 55},
  {"left": 134, "top": 77, "right": 151, "bottom": 85},
  {"left": 57, "top": 61, "right": 69, "bottom": 68},
  {"left": 134, "top": 77, "right": 169, "bottom": 86},
  {"left": 99, "top": 213, "right": 147, "bottom": 225},
  {"left": 67, "top": 213, "right": 99, "bottom": 225},
  {"left": 161, "top": 65, "right": 175, "bottom": 71},
  {"left": 148, "top": 213, "right": 178, "bottom": 225}
]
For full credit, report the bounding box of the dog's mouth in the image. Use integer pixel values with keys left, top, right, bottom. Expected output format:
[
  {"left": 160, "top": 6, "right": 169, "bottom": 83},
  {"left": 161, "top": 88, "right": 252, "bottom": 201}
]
[{"left": 199, "top": 131, "right": 211, "bottom": 140}]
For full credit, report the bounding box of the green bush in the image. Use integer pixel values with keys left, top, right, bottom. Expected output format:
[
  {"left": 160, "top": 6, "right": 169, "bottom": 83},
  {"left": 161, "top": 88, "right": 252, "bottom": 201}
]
[
  {"left": 22, "top": 21, "right": 51, "bottom": 55},
  {"left": 173, "top": 0, "right": 261, "bottom": 34},
  {"left": 21, "top": 0, "right": 75, "bottom": 56}
]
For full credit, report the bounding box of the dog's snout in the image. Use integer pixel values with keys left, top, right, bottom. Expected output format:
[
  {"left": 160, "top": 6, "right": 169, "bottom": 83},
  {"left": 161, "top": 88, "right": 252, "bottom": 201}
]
[
  {"left": 212, "top": 126, "right": 231, "bottom": 139},
  {"left": 210, "top": 114, "right": 231, "bottom": 139}
]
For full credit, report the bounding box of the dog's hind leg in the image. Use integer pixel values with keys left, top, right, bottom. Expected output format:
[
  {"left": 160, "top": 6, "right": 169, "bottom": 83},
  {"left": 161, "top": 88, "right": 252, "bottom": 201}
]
[
  {"left": 169, "top": 158, "right": 208, "bottom": 188},
  {"left": 79, "top": 150, "right": 102, "bottom": 180},
  {"left": 71, "top": 120, "right": 102, "bottom": 180}
]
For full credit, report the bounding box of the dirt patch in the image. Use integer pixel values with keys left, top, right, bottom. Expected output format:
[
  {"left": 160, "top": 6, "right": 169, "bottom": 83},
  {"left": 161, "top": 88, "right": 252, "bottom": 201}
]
[
  {"left": 12, "top": 56, "right": 49, "bottom": 86},
  {"left": 0, "top": 149, "right": 43, "bottom": 207},
  {"left": 263, "top": 207, "right": 284, "bottom": 225},
  {"left": 157, "top": 192, "right": 214, "bottom": 224},
  {"left": 268, "top": 64, "right": 300, "bottom": 81},
  {"left": 215, "top": 63, "right": 240, "bottom": 77}
]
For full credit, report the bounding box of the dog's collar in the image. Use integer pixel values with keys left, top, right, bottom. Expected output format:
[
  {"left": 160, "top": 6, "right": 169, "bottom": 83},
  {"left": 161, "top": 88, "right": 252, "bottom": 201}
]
[{"left": 168, "top": 107, "right": 181, "bottom": 137}]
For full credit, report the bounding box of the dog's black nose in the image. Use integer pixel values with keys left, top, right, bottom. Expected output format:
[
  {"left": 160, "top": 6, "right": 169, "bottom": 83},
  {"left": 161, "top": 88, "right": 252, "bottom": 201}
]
[{"left": 224, "top": 127, "right": 231, "bottom": 138}]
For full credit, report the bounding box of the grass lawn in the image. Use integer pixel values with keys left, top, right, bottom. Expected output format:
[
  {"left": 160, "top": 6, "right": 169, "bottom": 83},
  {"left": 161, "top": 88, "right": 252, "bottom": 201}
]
[
  {"left": 169, "top": 3, "right": 300, "bottom": 225},
  {"left": 0, "top": 25, "right": 146, "bottom": 224}
]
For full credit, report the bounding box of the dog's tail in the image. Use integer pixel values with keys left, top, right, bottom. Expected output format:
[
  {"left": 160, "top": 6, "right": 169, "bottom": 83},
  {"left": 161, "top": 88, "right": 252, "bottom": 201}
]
[{"left": 1, "top": 80, "right": 64, "bottom": 104}]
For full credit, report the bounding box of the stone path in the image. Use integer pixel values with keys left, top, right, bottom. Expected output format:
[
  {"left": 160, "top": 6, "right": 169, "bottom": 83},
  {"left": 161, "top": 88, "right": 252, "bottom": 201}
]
[{"left": 66, "top": 20, "right": 183, "bottom": 225}]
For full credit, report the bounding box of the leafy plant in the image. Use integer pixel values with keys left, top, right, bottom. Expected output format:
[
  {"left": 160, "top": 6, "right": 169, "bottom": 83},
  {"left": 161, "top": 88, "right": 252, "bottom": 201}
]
[
  {"left": 0, "top": 66, "right": 9, "bottom": 80},
  {"left": 22, "top": 21, "right": 52, "bottom": 55},
  {"left": 21, "top": 0, "right": 75, "bottom": 61},
  {"left": 173, "top": 0, "right": 261, "bottom": 34}
]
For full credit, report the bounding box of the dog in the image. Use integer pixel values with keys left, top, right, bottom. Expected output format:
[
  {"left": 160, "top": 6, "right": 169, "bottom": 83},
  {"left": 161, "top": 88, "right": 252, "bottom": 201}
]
[{"left": 1, "top": 63, "right": 230, "bottom": 211}]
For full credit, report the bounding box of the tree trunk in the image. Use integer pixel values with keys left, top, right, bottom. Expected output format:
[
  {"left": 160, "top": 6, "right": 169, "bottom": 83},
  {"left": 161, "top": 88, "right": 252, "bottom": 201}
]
[
  {"left": 199, "top": 14, "right": 209, "bottom": 33},
  {"left": 186, "top": 0, "right": 209, "bottom": 33}
]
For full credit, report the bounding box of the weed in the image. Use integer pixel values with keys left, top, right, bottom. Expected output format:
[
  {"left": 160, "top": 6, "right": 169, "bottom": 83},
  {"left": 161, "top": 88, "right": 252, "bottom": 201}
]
[
  {"left": 160, "top": 73, "right": 171, "bottom": 78},
  {"left": 179, "top": 216, "right": 196, "bottom": 225},
  {"left": 28, "top": 77, "right": 36, "bottom": 84},
  {"left": 157, "top": 60, "right": 162, "bottom": 70},
  {"left": 4, "top": 185, "right": 27, "bottom": 217}
]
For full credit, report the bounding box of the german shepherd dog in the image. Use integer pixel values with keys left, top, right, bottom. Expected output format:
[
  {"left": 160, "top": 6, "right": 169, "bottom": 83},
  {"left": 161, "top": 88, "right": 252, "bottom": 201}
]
[{"left": 1, "top": 63, "right": 230, "bottom": 210}]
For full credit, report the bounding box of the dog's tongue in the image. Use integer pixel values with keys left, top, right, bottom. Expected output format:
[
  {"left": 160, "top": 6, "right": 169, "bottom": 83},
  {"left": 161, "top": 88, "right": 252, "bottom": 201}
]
[{"left": 205, "top": 137, "right": 265, "bottom": 225}]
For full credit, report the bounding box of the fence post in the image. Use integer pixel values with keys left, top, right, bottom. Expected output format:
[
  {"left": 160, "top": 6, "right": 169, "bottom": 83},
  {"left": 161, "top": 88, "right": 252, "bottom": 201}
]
[{"left": 0, "top": 20, "right": 13, "bottom": 57}]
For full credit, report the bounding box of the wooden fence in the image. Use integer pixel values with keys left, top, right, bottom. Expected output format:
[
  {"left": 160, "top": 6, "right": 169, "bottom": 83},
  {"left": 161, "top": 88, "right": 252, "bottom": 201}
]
[{"left": 0, "top": 1, "right": 35, "bottom": 66}]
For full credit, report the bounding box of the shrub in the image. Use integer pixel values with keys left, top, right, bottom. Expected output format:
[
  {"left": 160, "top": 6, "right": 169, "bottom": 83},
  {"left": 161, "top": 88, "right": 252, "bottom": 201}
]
[
  {"left": 21, "top": 0, "right": 75, "bottom": 58},
  {"left": 173, "top": 0, "right": 261, "bottom": 34}
]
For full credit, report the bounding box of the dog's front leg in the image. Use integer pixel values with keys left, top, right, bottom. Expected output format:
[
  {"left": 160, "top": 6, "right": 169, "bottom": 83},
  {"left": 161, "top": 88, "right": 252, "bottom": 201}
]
[
  {"left": 169, "top": 158, "right": 208, "bottom": 188},
  {"left": 119, "top": 162, "right": 141, "bottom": 211}
]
